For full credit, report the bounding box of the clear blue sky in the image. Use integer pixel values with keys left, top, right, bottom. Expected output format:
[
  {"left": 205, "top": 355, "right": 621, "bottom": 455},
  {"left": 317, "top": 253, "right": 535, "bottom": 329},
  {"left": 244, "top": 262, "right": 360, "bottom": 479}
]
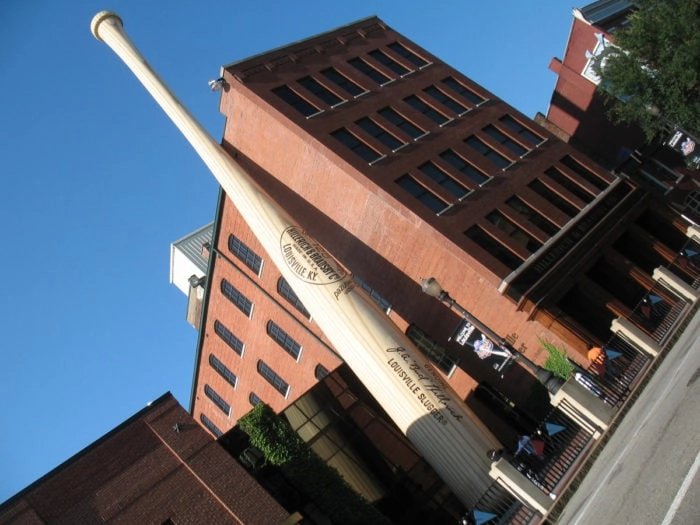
[{"left": 0, "top": 0, "right": 574, "bottom": 502}]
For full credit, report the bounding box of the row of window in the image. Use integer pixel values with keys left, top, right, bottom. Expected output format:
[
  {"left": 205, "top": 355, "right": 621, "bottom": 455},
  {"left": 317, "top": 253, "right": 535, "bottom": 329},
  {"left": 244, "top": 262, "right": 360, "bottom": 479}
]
[
  {"left": 203, "top": 357, "right": 291, "bottom": 419},
  {"left": 331, "top": 78, "right": 489, "bottom": 165},
  {"left": 463, "top": 156, "right": 609, "bottom": 272},
  {"left": 273, "top": 42, "right": 433, "bottom": 119},
  {"left": 215, "top": 234, "right": 391, "bottom": 422}
]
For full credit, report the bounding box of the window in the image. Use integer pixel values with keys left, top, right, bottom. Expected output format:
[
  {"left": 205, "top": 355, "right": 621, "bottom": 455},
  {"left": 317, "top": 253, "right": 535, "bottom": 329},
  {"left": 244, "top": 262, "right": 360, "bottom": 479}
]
[
  {"left": 404, "top": 95, "right": 449, "bottom": 125},
  {"left": 314, "top": 364, "right": 330, "bottom": 380},
  {"left": 560, "top": 155, "right": 608, "bottom": 190},
  {"left": 419, "top": 162, "right": 470, "bottom": 199},
  {"left": 214, "top": 320, "right": 245, "bottom": 356},
  {"left": 257, "top": 360, "right": 290, "bottom": 396},
  {"left": 353, "top": 275, "right": 392, "bottom": 314},
  {"left": 499, "top": 115, "right": 544, "bottom": 145},
  {"left": 439, "top": 150, "right": 489, "bottom": 184},
  {"left": 378, "top": 107, "right": 425, "bottom": 139},
  {"left": 406, "top": 324, "right": 458, "bottom": 376},
  {"left": 356, "top": 117, "right": 404, "bottom": 150},
  {"left": 442, "top": 77, "right": 486, "bottom": 106},
  {"left": 209, "top": 354, "right": 238, "bottom": 388},
  {"left": 272, "top": 85, "right": 319, "bottom": 117},
  {"left": 423, "top": 86, "right": 468, "bottom": 115},
  {"left": 200, "top": 413, "right": 223, "bottom": 438},
  {"left": 249, "top": 392, "right": 263, "bottom": 406},
  {"left": 483, "top": 125, "right": 528, "bottom": 157},
  {"left": 228, "top": 234, "right": 263, "bottom": 274},
  {"left": 332, "top": 128, "right": 382, "bottom": 163},
  {"left": 221, "top": 279, "right": 254, "bottom": 317},
  {"left": 465, "top": 136, "right": 511, "bottom": 168},
  {"left": 348, "top": 57, "right": 391, "bottom": 85},
  {"left": 277, "top": 277, "right": 310, "bottom": 318},
  {"left": 297, "top": 76, "right": 343, "bottom": 106},
  {"left": 545, "top": 167, "right": 595, "bottom": 203},
  {"left": 485, "top": 211, "right": 542, "bottom": 252},
  {"left": 528, "top": 179, "right": 578, "bottom": 217},
  {"left": 396, "top": 175, "right": 448, "bottom": 213},
  {"left": 321, "top": 67, "right": 364, "bottom": 96},
  {"left": 465, "top": 226, "right": 522, "bottom": 270},
  {"left": 506, "top": 196, "right": 559, "bottom": 237},
  {"left": 267, "top": 320, "right": 302, "bottom": 360},
  {"left": 369, "top": 49, "right": 410, "bottom": 76},
  {"left": 204, "top": 384, "right": 231, "bottom": 416},
  {"left": 388, "top": 42, "right": 428, "bottom": 68}
]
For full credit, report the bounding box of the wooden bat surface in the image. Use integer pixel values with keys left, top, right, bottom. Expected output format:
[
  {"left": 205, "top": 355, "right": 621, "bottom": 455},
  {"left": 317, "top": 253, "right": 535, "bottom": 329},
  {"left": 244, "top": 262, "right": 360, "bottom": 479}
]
[{"left": 91, "top": 10, "right": 499, "bottom": 505}]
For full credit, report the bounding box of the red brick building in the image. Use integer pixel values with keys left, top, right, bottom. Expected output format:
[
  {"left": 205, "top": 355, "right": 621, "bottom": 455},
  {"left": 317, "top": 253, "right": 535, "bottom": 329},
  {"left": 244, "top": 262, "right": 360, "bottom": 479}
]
[
  {"left": 185, "top": 15, "right": 687, "bottom": 456},
  {"left": 0, "top": 393, "right": 291, "bottom": 524},
  {"left": 540, "top": 0, "right": 699, "bottom": 214}
]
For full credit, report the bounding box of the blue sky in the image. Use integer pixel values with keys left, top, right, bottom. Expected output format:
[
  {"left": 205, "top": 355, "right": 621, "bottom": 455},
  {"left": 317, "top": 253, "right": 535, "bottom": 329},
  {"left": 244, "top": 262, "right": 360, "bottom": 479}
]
[{"left": 0, "top": 0, "right": 574, "bottom": 502}]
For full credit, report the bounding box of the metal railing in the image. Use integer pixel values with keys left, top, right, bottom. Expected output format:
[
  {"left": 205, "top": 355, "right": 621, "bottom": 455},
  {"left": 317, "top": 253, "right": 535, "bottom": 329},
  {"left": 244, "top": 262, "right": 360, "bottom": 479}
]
[
  {"left": 579, "top": 332, "right": 652, "bottom": 408},
  {"left": 506, "top": 406, "right": 594, "bottom": 498},
  {"left": 667, "top": 237, "right": 700, "bottom": 289},
  {"left": 464, "top": 480, "right": 541, "bottom": 525},
  {"left": 628, "top": 281, "right": 690, "bottom": 344}
]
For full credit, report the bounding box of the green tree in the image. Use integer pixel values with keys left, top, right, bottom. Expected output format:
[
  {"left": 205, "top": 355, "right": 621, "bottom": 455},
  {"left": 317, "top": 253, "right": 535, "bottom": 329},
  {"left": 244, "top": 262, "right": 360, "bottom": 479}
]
[{"left": 593, "top": 0, "right": 700, "bottom": 140}]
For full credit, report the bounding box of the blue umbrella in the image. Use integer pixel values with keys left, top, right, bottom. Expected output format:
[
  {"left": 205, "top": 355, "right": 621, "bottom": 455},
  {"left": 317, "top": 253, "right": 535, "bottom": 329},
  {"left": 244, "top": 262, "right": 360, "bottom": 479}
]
[
  {"left": 647, "top": 294, "right": 663, "bottom": 304},
  {"left": 473, "top": 509, "right": 498, "bottom": 525},
  {"left": 605, "top": 349, "right": 623, "bottom": 360},
  {"left": 545, "top": 422, "right": 566, "bottom": 436}
]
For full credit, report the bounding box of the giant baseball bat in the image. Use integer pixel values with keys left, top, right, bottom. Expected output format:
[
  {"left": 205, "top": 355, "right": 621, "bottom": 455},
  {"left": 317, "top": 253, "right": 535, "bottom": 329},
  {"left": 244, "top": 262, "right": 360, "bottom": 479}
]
[{"left": 91, "top": 11, "right": 499, "bottom": 505}]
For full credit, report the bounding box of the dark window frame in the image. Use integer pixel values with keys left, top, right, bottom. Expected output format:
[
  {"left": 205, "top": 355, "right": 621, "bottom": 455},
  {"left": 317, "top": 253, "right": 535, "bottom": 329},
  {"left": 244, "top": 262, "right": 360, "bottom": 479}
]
[
  {"left": 200, "top": 413, "right": 223, "bottom": 437},
  {"left": 348, "top": 57, "right": 391, "bottom": 85},
  {"left": 439, "top": 149, "right": 490, "bottom": 185},
  {"left": 441, "top": 77, "right": 486, "bottom": 106},
  {"left": 396, "top": 174, "right": 448, "bottom": 213},
  {"left": 209, "top": 354, "right": 238, "bottom": 388},
  {"left": 332, "top": 128, "right": 383, "bottom": 163},
  {"left": 297, "top": 76, "right": 344, "bottom": 107},
  {"left": 277, "top": 277, "right": 311, "bottom": 318},
  {"left": 228, "top": 234, "right": 263, "bottom": 275},
  {"left": 465, "top": 136, "right": 512, "bottom": 169},
  {"left": 387, "top": 42, "right": 429, "bottom": 68},
  {"left": 321, "top": 67, "right": 365, "bottom": 96},
  {"left": 356, "top": 117, "right": 405, "bottom": 151},
  {"left": 214, "top": 320, "right": 245, "bottom": 356},
  {"left": 257, "top": 360, "right": 290, "bottom": 397},
  {"left": 378, "top": 107, "right": 426, "bottom": 139},
  {"left": 404, "top": 95, "right": 450, "bottom": 125},
  {"left": 220, "top": 279, "right": 254, "bottom": 317},
  {"left": 266, "top": 320, "right": 302, "bottom": 360},
  {"left": 272, "top": 85, "right": 321, "bottom": 117},
  {"left": 204, "top": 384, "right": 231, "bottom": 416}
]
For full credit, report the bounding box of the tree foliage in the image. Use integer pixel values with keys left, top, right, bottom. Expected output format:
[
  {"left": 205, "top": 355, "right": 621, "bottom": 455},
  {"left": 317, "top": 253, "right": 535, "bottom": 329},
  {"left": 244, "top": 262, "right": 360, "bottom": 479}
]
[{"left": 593, "top": 0, "right": 700, "bottom": 140}]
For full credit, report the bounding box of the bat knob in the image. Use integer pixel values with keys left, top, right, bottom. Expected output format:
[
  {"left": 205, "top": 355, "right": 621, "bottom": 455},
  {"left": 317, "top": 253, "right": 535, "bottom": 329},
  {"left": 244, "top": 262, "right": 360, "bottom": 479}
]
[{"left": 91, "top": 11, "right": 123, "bottom": 41}]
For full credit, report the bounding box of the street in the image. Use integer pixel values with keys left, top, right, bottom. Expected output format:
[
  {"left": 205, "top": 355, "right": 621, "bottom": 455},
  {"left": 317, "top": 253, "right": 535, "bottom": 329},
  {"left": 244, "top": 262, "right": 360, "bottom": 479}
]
[{"left": 554, "top": 312, "right": 700, "bottom": 524}]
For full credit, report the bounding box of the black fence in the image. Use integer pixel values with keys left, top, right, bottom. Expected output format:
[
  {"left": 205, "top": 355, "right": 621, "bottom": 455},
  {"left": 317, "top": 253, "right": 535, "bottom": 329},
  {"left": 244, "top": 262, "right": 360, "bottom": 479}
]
[
  {"left": 578, "top": 332, "right": 652, "bottom": 408},
  {"left": 667, "top": 237, "right": 700, "bottom": 289},
  {"left": 627, "top": 282, "right": 690, "bottom": 344},
  {"left": 505, "top": 406, "right": 594, "bottom": 499},
  {"left": 464, "top": 480, "right": 540, "bottom": 525}
]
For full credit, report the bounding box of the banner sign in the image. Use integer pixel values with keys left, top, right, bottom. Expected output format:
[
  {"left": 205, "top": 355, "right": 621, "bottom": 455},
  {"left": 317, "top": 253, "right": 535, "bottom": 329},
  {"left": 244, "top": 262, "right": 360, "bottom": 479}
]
[
  {"left": 449, "top": 319, "right": 495, "bottom": 359},
  {"left": 667, "top": 128, "right": 700, "bottom": 168}
]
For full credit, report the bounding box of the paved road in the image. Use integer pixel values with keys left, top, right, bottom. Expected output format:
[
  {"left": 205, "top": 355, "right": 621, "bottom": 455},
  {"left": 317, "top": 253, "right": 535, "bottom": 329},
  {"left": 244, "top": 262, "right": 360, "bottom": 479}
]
[{"left": 555, "top": 314, "right": 700, "bottom": 524}]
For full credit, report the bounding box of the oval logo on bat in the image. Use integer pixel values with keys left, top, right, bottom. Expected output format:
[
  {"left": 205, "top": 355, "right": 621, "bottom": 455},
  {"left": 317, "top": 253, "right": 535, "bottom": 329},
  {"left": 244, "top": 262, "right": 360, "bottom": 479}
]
[{"left": 280, "top": 226, "right": 347, "bottom": 285}]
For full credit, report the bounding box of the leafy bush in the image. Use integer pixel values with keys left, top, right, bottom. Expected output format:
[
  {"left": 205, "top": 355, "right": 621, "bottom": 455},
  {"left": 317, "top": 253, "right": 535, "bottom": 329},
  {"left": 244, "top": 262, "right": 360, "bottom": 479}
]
[
  {"left": 540, "top": 339, "right": 575, "bottom": 380},
  {"left": 237, "top": 403, "right": 308, "bottom": 465},
  {"left": 237, "top": 403, "right": 391, "bottom": 524}
]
